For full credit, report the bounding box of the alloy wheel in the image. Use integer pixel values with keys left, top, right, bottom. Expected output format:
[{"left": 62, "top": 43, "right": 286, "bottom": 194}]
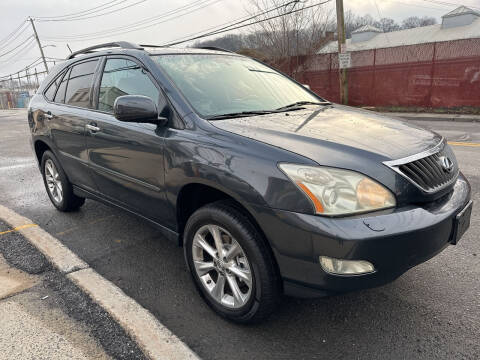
[
  {"left": 192, "top": 224, "right": 253, "bottom": 309},
  {"left": 44, "top": 159, "right": 63, "bottom": 204}
]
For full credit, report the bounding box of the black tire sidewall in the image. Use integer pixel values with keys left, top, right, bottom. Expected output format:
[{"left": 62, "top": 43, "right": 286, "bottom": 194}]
[{"left": 184, "top": 203, "right": 274, "bottom": 322}]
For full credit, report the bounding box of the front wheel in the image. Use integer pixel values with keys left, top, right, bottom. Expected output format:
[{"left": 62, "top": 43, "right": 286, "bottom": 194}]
[{"left": 184, "top": 201, "right": 281, "bottom": 323}]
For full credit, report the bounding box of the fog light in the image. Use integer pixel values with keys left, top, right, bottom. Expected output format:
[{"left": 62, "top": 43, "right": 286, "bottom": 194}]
[{"left": 319, "top": 256, "right": 375, "bottom": 275}]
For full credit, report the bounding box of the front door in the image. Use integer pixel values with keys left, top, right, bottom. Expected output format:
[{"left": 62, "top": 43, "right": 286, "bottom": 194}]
[{"left": 86, "top": 57, "right": 169, "bottom": 223}]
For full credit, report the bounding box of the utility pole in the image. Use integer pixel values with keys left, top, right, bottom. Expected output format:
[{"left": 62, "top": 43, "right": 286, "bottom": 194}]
[
  {"left": 34, "top": 68, "right": 39, "bottom": 89},
  {"left": 336, "top": 0, "right": 348, "bottom": 105},
  {"left": 28, "top": 17, "right": 49, "bottom": 74}
]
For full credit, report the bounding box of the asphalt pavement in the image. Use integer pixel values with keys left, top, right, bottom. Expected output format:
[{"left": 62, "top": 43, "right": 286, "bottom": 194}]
[{"left": 0, "top": 109, "right": 479, "bottom": 359}]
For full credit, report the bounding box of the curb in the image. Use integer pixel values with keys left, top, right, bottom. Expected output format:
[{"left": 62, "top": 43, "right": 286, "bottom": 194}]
[{"left": 0, "top": 204, "right": 200, "bottom": 360}]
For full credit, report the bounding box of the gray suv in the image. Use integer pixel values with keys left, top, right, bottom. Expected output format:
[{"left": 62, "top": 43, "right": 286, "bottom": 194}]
[{"left": 28, "top": 42, "right": 472, "bottom": 323}]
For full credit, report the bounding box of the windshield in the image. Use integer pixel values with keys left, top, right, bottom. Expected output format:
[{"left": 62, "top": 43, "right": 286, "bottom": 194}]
[{"left": 152, "top": 54, "right": 322, "bottom": 118}]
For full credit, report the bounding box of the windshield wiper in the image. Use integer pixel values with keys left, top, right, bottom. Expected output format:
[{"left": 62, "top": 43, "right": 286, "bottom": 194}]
[
  {"left": 206, "top": 110, "right": 276, "bottom": 120},
  {"left": 207, "top": 101, "right": 332, "bottom": 120},
  {"left": 275, "top": 101, "right": 331, "bottom": 111}
]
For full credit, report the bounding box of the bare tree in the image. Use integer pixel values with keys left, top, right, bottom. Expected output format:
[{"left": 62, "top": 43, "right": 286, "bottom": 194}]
[
  {"left": 245, "top": 0, "right": 335, "bottom": 62},
  {"left": 401, "top": 16, "right": 437, "bottom": 29},
  {"left": 377, "top": 17, "right": 400, "bottom": 32}
]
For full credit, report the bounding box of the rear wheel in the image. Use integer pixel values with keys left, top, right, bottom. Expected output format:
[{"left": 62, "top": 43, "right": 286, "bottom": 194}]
[
  {"left": 184, "top": 200, "right": 281, "bottom": 323},
  {"left": 41, "top": 151, "right": 85, "bottom": 212}
]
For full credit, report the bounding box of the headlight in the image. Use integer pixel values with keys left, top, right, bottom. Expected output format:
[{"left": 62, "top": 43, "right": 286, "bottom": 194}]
[{"left": 279, "top": 164, "right": 396, "bottom": 216}]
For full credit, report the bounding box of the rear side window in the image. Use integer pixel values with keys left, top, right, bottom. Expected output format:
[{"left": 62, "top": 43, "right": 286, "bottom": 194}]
[
  {"left": 65, "top": 60, "right": 98, "bottom": 108},
  {"left": 44, "top": 70, "right": 65, "bottom": 101},
  {"left": 98, "top": 58, "right": 159, "bottom": 113},
  {"left": 54, "top": 68, "right": 70, "bottom": 104}
]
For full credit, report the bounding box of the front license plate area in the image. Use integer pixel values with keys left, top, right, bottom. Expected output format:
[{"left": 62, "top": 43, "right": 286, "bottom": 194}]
[{"left": 451, "top": 200, "right": 473, "bottom": 245}]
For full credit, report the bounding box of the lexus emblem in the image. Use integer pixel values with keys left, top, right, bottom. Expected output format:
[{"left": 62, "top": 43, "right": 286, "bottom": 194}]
[{"left": 438, "top": 156, "right": 454, "bottom": 173}]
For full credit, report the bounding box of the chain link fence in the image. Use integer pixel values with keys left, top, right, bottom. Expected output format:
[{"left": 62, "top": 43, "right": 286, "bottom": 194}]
[
  {"left": 286, "top": 38, "right": 480, "bottom": 109},
  {"left": 0, "top": 69, "right": 48, "bottom": 109}
]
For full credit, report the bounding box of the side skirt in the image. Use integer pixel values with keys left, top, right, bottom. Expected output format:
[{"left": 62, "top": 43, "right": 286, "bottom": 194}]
[{"left": 73, "top": 185, "right": 180, "bottom": 244}]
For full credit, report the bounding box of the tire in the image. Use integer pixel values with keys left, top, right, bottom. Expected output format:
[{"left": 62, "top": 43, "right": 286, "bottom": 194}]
[
  {"left": 184, "top": 200, "right": 281, "bottom": 323},
  {"left": 41, "top": 150, "right": 85, "bottom": 212}
]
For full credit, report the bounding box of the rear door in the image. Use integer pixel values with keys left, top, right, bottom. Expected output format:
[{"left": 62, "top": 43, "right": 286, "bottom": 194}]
[
  {"left": 86, "top": 56, "right": 169, "bottom": 223},
  {"left": 43, "top": 59, "right": 100, "bottom": 191}
]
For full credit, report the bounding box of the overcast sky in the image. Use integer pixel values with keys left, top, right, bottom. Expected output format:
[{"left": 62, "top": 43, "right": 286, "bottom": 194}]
[{"left": 0, "top": 0, "right": 475, "bottom": 77}]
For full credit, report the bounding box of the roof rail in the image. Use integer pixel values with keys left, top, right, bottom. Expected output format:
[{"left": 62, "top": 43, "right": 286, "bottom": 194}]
[
  {"left": 193, "top": 46, "right": 234, "bottom": 53},
  {"left": 139, "top": 44, "right": 167, "bottom": 49},
  {"left": 66, "top": 41, "right": 144, "bottom": 60}
]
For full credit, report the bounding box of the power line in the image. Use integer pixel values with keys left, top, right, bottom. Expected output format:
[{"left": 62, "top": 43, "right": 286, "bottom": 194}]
[
  {"left": 36, "top": 0, "right": 148, "bottom": 22},
  {"left": 384, "top": 0, "right": 449, "bottom": 12},
  {"left": 0, "top": 19, "right": 27, "bottom": 44},
  {"left": 0, "top": 36, "right": 34, "bottom": 59},
  {"left": 372, "top": 0, "right": 391, "bottom": 45},
  {"left": 39, "top": 0, "right": 130, "bottom": 21},
  {"left": 0, "top": 58, "right": 42, "bottom": 78},
  {"left": 0, "top": 57, "right": 58, "bottom": 79},
  {"left": 0, "top": 23, "right": 31, "bottom": 52},
  {"left": 0, "top": 38, "right": 37, "bottom": 70},
  {"left": 42, "top": 0, "right": 215, "bottom": 39},
  {"left": 164, "top": 0, "right": 300, "bottom": 45},
  {"left": 164, "top": 0, "right": 333, "bottom": 46},
  {"left": 34, "top": 0, "right": 124, "bottom": 19},
  {"left": 419, "top": 0, "right": 480, "bottom": 10},
  {"left": 43, "top": 0, "right": 225, "bottom": 42}
]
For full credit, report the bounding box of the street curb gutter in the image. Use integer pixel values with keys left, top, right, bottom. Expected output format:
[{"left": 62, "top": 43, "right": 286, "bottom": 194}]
[{"left": 0, "top": 204, "right": 200, "bottom": 360}]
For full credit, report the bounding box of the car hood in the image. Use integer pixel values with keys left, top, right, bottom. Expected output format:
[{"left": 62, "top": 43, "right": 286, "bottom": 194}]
[{"left": 209, "top": 104, "right": 441, "bottom": 162}]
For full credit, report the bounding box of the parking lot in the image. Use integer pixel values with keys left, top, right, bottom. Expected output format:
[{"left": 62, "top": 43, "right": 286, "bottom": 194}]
[{"left": 1, "top": 109, "right": 479, "bottom": 359}]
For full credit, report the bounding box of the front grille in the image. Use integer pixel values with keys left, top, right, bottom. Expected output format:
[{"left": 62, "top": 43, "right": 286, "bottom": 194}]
[{"left": 384, "top": 140, "right": 459, "bottom": 193}]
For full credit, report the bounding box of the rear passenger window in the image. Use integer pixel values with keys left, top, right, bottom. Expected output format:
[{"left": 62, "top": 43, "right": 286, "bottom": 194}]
[
  {"left": 98, "top": 58, "right": 159, "bottom": 113},
  {"left": 54, "top": 68, "right": 70, "bottom": 104},
  {"left": 65, "top": 60, "right": 98, "bottom": 108},
  {"left": 44, "top": 70, "right": 65, "bottom": 101}
]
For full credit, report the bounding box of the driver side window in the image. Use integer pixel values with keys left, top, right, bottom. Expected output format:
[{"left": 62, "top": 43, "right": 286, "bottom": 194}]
[{"left": 98, "top": 58, "right": 160, "bottom": 113}]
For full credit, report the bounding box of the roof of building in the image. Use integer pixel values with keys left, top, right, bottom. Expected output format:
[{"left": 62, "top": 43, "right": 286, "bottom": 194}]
[
  {"left": 318, "top": 6, "right": 480, "bottom": 54},
  {"left": 442, "top": 5, "right": 480, "bottom": 18},
  {"left": 352, "top": 25, "right": 382, "bottom": 34}
]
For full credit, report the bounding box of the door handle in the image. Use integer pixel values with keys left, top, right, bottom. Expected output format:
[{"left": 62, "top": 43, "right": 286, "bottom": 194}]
[
  {"left": 45, "top": 111, "right": 53, "bottom": 119},
  {"left": 86, "top": 123, "right": 100, "bottom": 132}
]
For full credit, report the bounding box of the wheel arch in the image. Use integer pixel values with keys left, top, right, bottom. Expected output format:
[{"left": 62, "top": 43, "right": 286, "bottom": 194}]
[
  {"left": 33, "top": 138, "right": 55, "bottom": 165},
  {"left": 176, "top": 182, "right": 267, "bottom": 247}
]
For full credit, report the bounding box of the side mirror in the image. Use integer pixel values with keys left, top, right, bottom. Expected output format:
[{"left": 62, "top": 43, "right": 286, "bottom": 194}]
[
  {"left": 113, "top": 95, "right": 165, "bottom": 124},
  {"left": 303, "top": 84, "right": 311, "bottom": 90}
]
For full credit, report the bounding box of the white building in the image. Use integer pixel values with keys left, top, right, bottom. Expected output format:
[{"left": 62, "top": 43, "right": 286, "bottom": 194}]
[{"left": 317, "top": 5, "right": 480, "bottom": 54}]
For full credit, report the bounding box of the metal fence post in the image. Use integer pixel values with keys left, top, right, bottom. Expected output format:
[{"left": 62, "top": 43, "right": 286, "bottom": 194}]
[
  {"left": 428, "top": 42, "right": 437, "bottom": 108},
  {"left": 26, "top": 69, "right": 30, "bottom": 92},
  {"left": 17, "top": 72, "right": 21, "bottom": 92},
  {"left": 329, "top": 53, "right": 332, "bottom": 97},
  {"left": 35, "top": 68, "right": 39, "bottom": 89},
  {"left": 372, "top": 48, "right": 377, "bottom": 107}
]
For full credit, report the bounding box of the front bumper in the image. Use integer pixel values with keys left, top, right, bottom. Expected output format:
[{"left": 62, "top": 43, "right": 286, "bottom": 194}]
[{"left": 252, "top": 173, "right": 471, "bottom": 298}]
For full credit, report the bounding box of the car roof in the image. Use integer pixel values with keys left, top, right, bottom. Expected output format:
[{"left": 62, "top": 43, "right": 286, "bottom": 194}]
[
  {"left": 65, "top": 41, "right": 242, "bottom": 61},
  {"left": 146, "top": 47, "right": 239, "bottom": 56},
  {"left": 38, "top": 42, "right": 244, "bottom": 92}
]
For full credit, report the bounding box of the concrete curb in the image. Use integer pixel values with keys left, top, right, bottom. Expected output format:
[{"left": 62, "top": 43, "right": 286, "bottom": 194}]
[
  {"left": 386, "top": 113, "right": 480, "bottom": 123},
  {"left": 0, "top": 204, "right": 200, "bottom": 360},
  {"left": 69, "top": 269, "right": 198, "bottom": 360}
]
